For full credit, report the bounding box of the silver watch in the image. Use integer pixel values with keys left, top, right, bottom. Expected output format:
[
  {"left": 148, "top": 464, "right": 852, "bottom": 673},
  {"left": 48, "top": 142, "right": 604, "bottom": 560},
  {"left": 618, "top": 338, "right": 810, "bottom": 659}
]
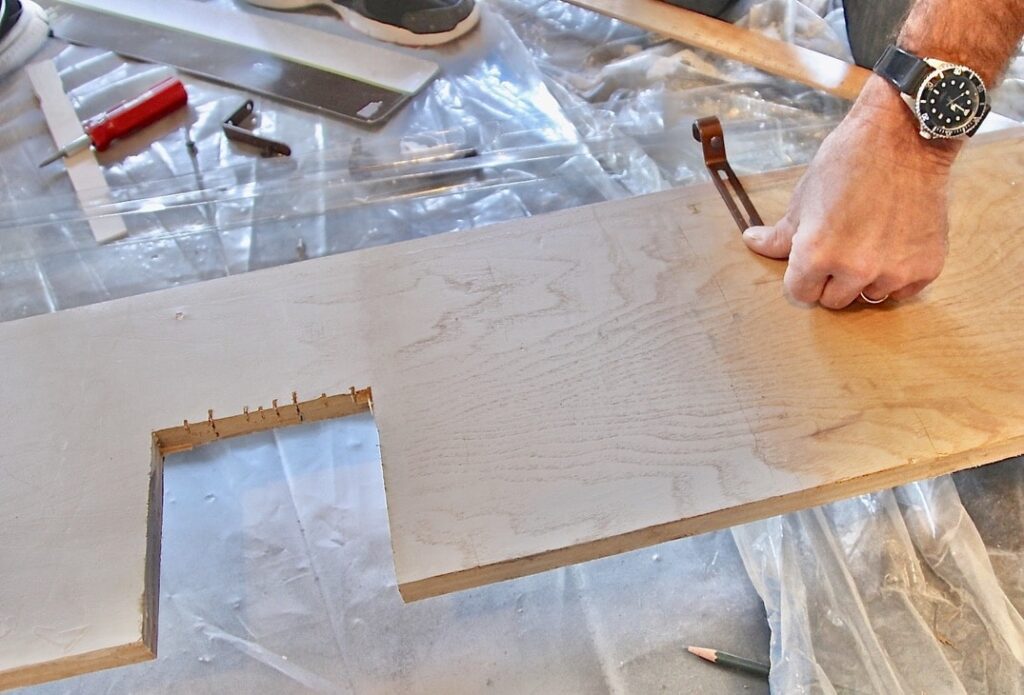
[{"left": 873, "top": 45, "right": 990, "bottom": 140}]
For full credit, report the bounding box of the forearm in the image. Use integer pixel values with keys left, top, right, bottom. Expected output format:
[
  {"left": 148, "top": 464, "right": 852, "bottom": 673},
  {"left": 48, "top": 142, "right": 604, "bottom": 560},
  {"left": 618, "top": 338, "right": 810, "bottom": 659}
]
[
  {"left": 850, "top": 0, "right": 1024, "bottom": 165},
  {"left": 899, "top": 0, "right": 1024, "bottom": 86}
]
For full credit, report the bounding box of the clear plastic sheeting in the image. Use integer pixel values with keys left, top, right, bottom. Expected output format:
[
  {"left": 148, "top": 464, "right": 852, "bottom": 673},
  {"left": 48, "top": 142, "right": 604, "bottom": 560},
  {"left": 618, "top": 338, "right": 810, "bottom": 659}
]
[
  {"left": 993, "top": 54, "right": 1024, "bottom": 120},
  {"left": 734, "top": 475, "right": 1024, "bottom": 694},
  {"left": 492, "top": 0, "right": 848, "bottom": 156},
  {"left": 737, "top": 0, "right": 852, "bottom": 62},
  {"left": 4, "top": 0, "right": 1023, "bottom": 693},
  {"left": 0, "top": 4, "right": 593, "bottom": 319},
  {"left": 0, "top": 0, "right": 863, "bottom": 319}
]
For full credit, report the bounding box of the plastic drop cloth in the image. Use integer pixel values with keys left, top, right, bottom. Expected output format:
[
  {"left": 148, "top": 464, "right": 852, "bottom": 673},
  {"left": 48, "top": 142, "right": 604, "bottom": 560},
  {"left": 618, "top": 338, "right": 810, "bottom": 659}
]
[
  {"left": 3, "top": 1, "right": 1022, "bottom": 693},
  {"left": 734, "top": 473, "right": 1024, "bottom": 694}
]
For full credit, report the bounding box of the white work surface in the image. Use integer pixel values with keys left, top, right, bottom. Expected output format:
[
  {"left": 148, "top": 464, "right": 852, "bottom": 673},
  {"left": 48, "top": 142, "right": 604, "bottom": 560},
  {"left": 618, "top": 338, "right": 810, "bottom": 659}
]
[{"left": 3, "top": 0, "right": 1023, "bottom": 692}]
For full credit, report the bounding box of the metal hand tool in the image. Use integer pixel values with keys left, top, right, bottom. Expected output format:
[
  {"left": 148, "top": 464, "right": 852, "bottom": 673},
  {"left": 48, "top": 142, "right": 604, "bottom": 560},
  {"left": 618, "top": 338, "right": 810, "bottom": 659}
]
[
  {"left": 222, "top": 100, "right": 291, "bottom": 158},
  {"left": 692, "top": 116, "right": 763, "bottom": 232},
  {"left": 39, "top": 76, "right": 188, "bottom": 167}
]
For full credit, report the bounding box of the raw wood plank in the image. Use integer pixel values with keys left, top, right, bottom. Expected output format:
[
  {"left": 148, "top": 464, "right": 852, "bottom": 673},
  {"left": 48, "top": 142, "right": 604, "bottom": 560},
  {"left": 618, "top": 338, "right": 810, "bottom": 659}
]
[
  {"left": 566, "top": 0, "right": 872, "bottom": 99},
  {"left": 1, "top": 135, "right": 1022, "bottom": 688},
  {"left": 381, "top": 134, "right": 1024, "bottom": 599}
]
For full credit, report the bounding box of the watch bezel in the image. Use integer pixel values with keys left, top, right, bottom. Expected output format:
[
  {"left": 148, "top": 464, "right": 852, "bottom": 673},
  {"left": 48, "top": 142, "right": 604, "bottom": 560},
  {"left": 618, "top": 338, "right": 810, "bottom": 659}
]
[{"left": 913, "top": 60, "right": 989, "bottom": 139}]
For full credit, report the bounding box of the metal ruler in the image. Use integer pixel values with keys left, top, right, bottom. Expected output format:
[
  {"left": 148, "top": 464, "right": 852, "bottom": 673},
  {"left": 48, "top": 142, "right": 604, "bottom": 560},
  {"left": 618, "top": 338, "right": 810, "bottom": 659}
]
[{"left": 46, "top": 0, "right": 439, "bottom": 125}]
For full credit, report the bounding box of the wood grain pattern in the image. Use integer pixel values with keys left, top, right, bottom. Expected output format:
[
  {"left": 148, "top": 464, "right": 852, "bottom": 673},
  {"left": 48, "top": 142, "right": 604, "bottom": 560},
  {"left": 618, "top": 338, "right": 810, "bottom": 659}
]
[
  {"left": 1, "top": 134, "right": 1021, "bottom": 688},
  {"left": 565, "top": 0, "right": 871, "bottom": 100},
  {"left": 380, "top": 135, "right": 1024, "bottom": 599}
]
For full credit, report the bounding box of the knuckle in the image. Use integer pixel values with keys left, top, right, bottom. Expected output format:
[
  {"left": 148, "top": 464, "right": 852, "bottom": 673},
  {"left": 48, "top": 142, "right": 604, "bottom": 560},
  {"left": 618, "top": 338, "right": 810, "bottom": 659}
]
[
  {"left": 835, "top": 257, "right": 878, "bottom": 283},
  {"left": 891, "top": 256, "right": 944, "bottom": 288},
  {"left": 783, "top": 275, "right": 815, "bottom": 305},
  {"left": 820, "top": 295, "right": 850, "bottom": 311},
  {"left": 795, "top": 247, "right": 831, "bottom": 275},
  {"left": 922, "top": 257, "right": 945, "bottom": 281},
  {"left": 903, "top": 283, "right": 927, "bottom": 298},
  {"left": 796, "top": 246, "right": 877, "bottom": 283},
  {"left": 783, "top": 253, "right": 810, "bottom": 279},
  {"left": 783, "top": 275, "right": 803, "bottom": 297},
  {"left": 885, "top": 270, "right": 914, "bottom": 288},
  {"left": 793, "top": 230, "right": 825, "bottom": 257}
]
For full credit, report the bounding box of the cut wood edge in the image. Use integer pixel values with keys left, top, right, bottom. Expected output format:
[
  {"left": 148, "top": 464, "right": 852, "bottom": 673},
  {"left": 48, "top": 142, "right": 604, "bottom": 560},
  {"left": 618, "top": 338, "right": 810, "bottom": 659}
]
[
  {"left": 0, "top": 641, "right": 154, "bottom": 691},
  {"left": 142, "top": 441, "right": 163, "bottom": 675},
  {"left": 397, "top": 437, "right": 1024, "bottom": 602}
]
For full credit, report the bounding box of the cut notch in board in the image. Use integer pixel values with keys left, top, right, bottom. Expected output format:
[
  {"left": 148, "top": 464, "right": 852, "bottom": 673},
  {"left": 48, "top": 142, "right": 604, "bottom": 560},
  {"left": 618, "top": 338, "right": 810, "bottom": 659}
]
[
  {"left": 144, "top": 388, "right": 374, "bottom": 681},
  {"left": 0, "top": 387, "right": 373, "bottom": 690}
]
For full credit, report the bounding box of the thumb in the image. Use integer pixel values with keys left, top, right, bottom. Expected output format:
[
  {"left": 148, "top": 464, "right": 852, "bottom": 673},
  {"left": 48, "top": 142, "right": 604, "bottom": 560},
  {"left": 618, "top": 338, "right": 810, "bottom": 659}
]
[{"left": 742, "top": 223, "right": 794, "bottom": 260}]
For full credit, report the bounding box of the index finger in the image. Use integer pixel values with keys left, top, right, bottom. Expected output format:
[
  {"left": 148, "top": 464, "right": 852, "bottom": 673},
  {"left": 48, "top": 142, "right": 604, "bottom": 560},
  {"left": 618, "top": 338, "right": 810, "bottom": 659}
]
[{"left": 783, "top": 250, "right": 828, "bottom": 305}]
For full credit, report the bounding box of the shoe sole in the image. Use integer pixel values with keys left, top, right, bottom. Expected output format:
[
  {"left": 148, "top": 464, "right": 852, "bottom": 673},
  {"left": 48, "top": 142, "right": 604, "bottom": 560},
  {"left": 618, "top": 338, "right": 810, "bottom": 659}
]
[
  {"left": 245, "top": 0, "right": 480, "bottom": 47},
  {"left": 0, "top": 0, "right": 48, "bottom": 77}
]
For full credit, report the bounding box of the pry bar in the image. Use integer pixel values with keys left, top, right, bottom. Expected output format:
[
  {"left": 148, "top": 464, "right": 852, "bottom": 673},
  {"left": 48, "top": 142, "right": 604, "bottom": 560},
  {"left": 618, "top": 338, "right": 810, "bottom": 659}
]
[{"left": 692, "top": 116, "right": 763, "bottom": 232}]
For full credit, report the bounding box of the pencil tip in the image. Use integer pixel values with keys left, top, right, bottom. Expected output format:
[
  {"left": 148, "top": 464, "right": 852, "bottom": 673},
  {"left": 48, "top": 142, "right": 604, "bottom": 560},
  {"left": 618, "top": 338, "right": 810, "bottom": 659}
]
[{"left": 687, "top": 646, "right": 717, "bottom": 662}]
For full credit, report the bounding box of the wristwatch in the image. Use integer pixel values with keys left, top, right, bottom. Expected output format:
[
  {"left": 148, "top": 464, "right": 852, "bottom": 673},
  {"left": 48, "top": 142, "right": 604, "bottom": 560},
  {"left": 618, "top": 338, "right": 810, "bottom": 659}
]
[{"left": 873, "top": 45, "right": 990, "bottom": 140}]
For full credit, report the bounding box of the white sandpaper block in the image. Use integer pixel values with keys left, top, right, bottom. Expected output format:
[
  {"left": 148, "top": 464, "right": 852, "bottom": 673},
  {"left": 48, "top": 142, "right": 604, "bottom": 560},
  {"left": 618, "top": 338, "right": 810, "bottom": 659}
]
[{"left": 27, "top": 59, "right": 128, "bottom": 244}]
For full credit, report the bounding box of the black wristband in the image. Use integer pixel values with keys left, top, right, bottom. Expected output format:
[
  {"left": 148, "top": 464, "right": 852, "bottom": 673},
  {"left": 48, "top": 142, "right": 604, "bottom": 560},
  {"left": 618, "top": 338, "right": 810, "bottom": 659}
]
[{"left": 874, "top": 45, "right": 932, "bottom": 95}]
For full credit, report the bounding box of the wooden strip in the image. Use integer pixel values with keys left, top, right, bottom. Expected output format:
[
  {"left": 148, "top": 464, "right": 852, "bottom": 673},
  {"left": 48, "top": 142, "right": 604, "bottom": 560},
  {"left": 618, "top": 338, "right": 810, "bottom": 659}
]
[
  {"left": 153, "top": 388, "right": 373, "bottom": 455},
  {"left": 0, "top": 134, "right": 1021, "bottom": 687},
  {"left": 565, "top": 0, "right": 871, "bottom": 100}
]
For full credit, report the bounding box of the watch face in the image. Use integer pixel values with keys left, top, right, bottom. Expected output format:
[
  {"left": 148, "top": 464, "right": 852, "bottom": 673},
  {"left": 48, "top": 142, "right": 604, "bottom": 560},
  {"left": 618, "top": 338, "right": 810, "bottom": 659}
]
[{"left": 916, "top": 66, "right": 988, "bottom": 138}]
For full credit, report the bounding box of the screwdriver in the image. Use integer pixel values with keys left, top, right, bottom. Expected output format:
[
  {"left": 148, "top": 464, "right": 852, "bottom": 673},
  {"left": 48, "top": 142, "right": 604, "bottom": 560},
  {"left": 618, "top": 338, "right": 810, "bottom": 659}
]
[{"left": 39, "top": 77, "right": 188, "bottom": 167}]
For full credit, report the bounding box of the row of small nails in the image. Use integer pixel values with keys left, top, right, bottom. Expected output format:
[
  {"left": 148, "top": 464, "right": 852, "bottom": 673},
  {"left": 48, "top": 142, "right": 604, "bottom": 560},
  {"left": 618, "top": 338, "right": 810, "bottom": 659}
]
[{"left": 181, "top": 387, "right": 364, "bottom": 434}]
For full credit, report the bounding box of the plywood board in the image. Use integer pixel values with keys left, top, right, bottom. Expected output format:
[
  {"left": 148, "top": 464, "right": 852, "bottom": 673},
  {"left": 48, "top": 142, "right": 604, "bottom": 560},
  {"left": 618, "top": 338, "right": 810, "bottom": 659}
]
[
  {"left": 1, "top": 134, "right": 1022, "bottom": 688},
  {"left": 566, "top": 0, "right": 871, "bottom": 100}
]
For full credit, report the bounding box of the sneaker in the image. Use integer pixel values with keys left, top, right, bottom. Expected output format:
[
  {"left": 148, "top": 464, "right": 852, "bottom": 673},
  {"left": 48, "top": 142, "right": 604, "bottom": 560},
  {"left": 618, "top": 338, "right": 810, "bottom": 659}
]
[
  {"left": 0, "top": 0, "right": 48, "bottom": 78},
  {"left": 244, "top": 0, "right": 479, "bottom": 47},
  {"left": 0, "top": 0, "right": 21, "bottom": 38}
]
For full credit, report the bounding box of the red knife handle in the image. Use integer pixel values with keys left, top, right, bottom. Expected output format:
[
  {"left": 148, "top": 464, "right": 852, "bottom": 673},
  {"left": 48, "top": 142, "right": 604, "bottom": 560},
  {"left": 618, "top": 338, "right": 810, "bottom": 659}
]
[{"left": 84, "top": 77, "right": 188, "bottom": 152}]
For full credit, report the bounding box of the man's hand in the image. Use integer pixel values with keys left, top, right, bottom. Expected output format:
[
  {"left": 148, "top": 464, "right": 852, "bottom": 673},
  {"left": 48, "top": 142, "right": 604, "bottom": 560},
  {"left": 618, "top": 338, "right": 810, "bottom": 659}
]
[
  {"left": 740, "top": 0, "right": 1024, "bottom": 310},
  {"left": 742, "top": 77, "right": 961, "bottom": 309}
]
